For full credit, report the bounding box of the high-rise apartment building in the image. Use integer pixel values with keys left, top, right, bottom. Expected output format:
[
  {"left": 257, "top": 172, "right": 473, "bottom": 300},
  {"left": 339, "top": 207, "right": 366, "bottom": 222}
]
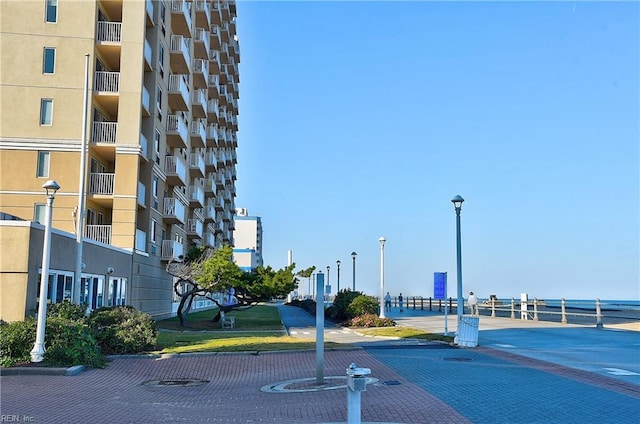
[
  {"left": 0, "top": 0, "right": 240, "bottom": 318},
  {"left": 232, "top": 208, "right": 262, "bottom": 271}
]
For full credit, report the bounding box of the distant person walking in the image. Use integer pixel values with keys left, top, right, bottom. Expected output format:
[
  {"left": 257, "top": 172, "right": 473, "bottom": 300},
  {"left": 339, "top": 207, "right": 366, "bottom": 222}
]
[
  {"left": 384, "top": 292, "right": 392, "bottom": 312},
  {"left": 398, "top": 293, "right": 404, "bottom": 312},
  {"left": 468, "top": 291, "right": 478, "bottom": 316}
]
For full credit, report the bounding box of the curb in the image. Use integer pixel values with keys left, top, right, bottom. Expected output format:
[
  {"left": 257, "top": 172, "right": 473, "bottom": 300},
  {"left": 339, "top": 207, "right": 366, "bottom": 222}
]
[{"left": 0, "top": 364, "right": 85, "bottom": 376}]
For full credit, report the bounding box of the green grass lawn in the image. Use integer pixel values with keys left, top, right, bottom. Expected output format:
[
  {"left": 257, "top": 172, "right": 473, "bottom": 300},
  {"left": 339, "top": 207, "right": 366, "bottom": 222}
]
[
  {"left": 153, "top": 304, "right": 451, "bottom": 354},
  {"left": 155, "top": 304, "right": 344, "bottom": 353},
  {"left": 356, "top": 327, "right": 454, "bottom": 343}
]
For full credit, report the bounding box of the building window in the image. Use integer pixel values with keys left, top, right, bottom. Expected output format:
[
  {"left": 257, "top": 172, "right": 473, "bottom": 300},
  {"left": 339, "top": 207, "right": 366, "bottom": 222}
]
[
  {"left": 34, "top": 204, "right": 45, "bottom": 224},
  {"left": 158, "top": 43, "right": 165, "bottom": 79},
  {"left": 45, "top": 0, "right": 57, "bottom": 23},
  {"left": 156, "top": 85, "right": 162, "bottom": 118},
  {"left": 37, "top": 151, "right": 50, "bottom": 177},
  {"left": 150, "top": 218, "right": 157, "bottom": 243},
  {"left": 40, "top": 99, "right": 53, "bottom": 125},
  {"left": 43, "top": 47, "right": 55, "bottom": 74}
]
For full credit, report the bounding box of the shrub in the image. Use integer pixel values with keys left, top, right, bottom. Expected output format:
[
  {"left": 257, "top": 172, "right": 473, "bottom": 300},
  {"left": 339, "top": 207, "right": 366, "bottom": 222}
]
[
  {"left": 43, "top": 318, "right": 106, "bottom": 368},
  {"left": 328, "top": 290, "right": 364, "bottom": 321},
  {"left": 349, "top": 313, "right": 395, "bottom": 328},
  {"left": 47, "top": 300, "right": 88, "bottom": 321},
  {"left": 347, "top": 295, "right": 379, "bottom": 317},
  {"left": 0, "top": 317, "right": 106, "bottom": 368},
  {"left": 87, "top": 306, "right": 157, "bottom": 355},
  {"left": 0, "top": 318, "right": 37, "bottom": 367}
]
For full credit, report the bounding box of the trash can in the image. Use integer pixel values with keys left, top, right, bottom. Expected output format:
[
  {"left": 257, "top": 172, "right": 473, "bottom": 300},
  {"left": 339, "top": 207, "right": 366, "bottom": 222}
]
[{"left": 454, "top": 316, "right": 479, "bottom": 347}]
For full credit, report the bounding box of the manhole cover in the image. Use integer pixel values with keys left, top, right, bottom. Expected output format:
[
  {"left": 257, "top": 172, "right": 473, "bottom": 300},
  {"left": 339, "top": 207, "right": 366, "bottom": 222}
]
[
  {"left": 443, "top": 357, "right": 473, "bottom": 362},
  {"left": 141, "top": 378, "right": 209, "bottom": 387}
]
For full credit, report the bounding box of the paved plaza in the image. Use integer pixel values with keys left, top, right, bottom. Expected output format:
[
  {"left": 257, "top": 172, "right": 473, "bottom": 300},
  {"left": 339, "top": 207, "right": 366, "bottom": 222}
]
[{"left": 1, "top": 304, "right": 639, "bottom": 423}]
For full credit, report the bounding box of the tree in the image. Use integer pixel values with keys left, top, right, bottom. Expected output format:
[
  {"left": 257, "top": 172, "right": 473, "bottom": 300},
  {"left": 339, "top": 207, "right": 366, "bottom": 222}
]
[{"left": 167, "top": 245, "right": 299, "bottom": 327}]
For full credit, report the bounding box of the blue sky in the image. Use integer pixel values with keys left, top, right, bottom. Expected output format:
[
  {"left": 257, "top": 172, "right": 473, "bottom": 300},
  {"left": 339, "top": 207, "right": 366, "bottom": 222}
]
[{"left": 233, "top": 1, "right": 639, "bottom": 301}]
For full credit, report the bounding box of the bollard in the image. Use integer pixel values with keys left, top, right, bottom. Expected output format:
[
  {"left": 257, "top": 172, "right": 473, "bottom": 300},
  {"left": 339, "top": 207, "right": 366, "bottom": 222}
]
[
  {"left": 533, "top": 298, "right": 539, "bottom": 321},
  {"left": 346, "top": 363, "right": 371, "bottom": 424},
  {"left": 561, "top": 298, "right": 567, "bottom": 324},
  {"left": 596, "top": 298, "right": 603, "bottom": 328},
  {"left": 491, "top": 298, "right": 496, "bottom": 317}
]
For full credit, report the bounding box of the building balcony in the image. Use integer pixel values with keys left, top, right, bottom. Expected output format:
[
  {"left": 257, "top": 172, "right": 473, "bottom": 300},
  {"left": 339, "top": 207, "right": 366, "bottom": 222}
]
[
  {"left": 193, "top": 59, "right": 208, "bottom": 89},
  {"left": 207, "top": 99, "right": 219, "bottom": 122},
  {"left": 144, "top": 38, "right": 153, "bottom": 71},
  {"left": 204, "top": 229, "right": 215, "bottom": 247},
  {"left": 163, "top": 197, "right": 187, "bottom": 224},
  {"left": 220, "top": 42, "right": 229, "bottom": 63},
  {"left": 189, "top": 152, "right": 206, "bottom": 178},
  {"left": 141, "top": 85, "right": 151, "bottom": 116},
  {"left": 192, "top": 89, "right": 207, "bottom": 118},
  {"left": 214, "top": 194, "right": 224, "bottom": 211},
  {"left": 204, "top": 151, "right": 217, "bottom": 171},
  {"left": 166, "top": 115, "right": 188, "bottom": 148},
  {"left": 203, "top": 177, "right": 215, "bottom": 195},
  {"left": 137, "top": 181, "right": 146, "bottom": 208},
  {"left": 190, "top": 120, "right": 206, "bottom": 148},
  {"left": 161, "top": 239, "right": 184, "bottom": 261},
  {"left": 203, "top": 204, "right": 215, "bottom": 220},
  {"left": 146, "top": 0, "right": 154, "bottom": 26},
  {"left": 94, "top": 71, "right": 120, "bottom": 116},
  {"left": 208, "top": 74, "right": 219, "bottom": 99},
  {"left": 187, "top": 218, "right": 204, "bottom": 239},
  {"left": 194, "top": 0, "right": 211, "bottom": 28},
  {"left": 170, "top": 0, "right": 193, "bottom": 38},
  {"left": 85, "top": 224, "right": 112, "bottom": 245},
  {"left": 164, "top": 155, "right": 188, "bottom": 187},
  {"left": 139, "top": 133, "right": 149, "bottom": 163},
  {"left": 209, "top": 25, "right": 221, "bottom": 49},
  {"left": 193, "top": 28, "right": 210, "bottom": 60},
  {"left": 168, "top": 74, "right": 190, "bottom": 111},
  {"left": 170, "top": 35, "right": 191, "bottom": 74},
  {"left": 206, "top": 124, "right": 218, "bottom": 146},
  {"left": 220, "top": 21, "right": 230, "bottom": 43},
  {"left": 188, "top": 184, "right": 205, "bottom": 208},
  {"left": 209, "top": 49, "right": 220, "bottom": 74},
  {"left": 211, "top": 0, "right": 221, "bottom": 25},
  {"left": 89, "top": 172, "right": 115, "bottom": 196},
  {"left": 96, "top": 21, "right": 121, "bottom": 70},
  {"left": 91, "top": 122, "right": 117, "bottom": 144}
]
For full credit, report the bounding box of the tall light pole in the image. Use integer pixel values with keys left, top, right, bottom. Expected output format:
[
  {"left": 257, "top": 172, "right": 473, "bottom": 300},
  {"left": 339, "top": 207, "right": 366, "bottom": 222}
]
[
  {"left": 336, "top": 260, "right": 341, "bottom": 293},
  {"left": 31, "top": 180, "right": 60, "bottom": 362},
  {"left": 351, "top": 251, "right": 357, "bottom": 291},
  {"left": 326, "top": 266, "right": 330, "bottom": 302},
  {"left": 452, "top": 195, "right": 464, "bottom": 322},
  {"left": 378, "top": 237, "right": 386, "bottom": 319}
]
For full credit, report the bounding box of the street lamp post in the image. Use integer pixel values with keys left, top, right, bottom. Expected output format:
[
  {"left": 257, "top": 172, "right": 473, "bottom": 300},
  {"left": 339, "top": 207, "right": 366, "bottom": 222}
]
[
  {"left": 31, "top": 180, "right": 60, "bottom": 362},
  {"left": 326, "top": 266, "right": 330, "bottom": 302},
  {"left": 452, "top": 195, "right": 465, "bottom": 322},
  {"left": 351, "top": 251, "right": 357, "bottom": 291},
  {"left": 378, "top": 237, "right": 386, "bottom": 319},
  {"left": 336, "top": 260, "right": 341, "bottom": 293}
]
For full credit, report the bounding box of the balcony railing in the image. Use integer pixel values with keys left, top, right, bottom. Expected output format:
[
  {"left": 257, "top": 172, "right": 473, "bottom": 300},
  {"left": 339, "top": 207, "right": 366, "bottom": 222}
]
[
  {"left": 97, "top": 21, "right": 122, "bottom": 43},
  {"left": 188, "top": 184, "right": 205, "bottom": 206},
  {"left": 187, "top": 218, "right": 204, "bottom": 237},
  {"left": 162, "top": 239, "right": 184, "bottom": 260},
  {"left": 164, "top": 155, "right": 188, "bottom": 186},
  {"left": 164, "top": 197, "right": 186, "bottom": 222},
  {"left": 92, "top": 122, "right": 117, "bottom": 143},
  {"left": 89, "top": 173, "right": 115, "bottom": 195},
  {"left": 94, "top": 71, "right": 120, "bottom": 93},
  {"left": 85, "top": 225, "right": 112, "bottom": 245}
]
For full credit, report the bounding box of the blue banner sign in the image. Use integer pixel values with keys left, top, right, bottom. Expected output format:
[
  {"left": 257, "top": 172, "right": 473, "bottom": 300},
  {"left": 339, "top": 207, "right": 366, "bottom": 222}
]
[{"left": 434, "top": 272, "right": 447, "bottom": 300}]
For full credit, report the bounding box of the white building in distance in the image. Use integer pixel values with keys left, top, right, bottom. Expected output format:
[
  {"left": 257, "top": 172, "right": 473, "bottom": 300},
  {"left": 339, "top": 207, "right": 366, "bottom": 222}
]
[{"left": 232, "top": 208, "right": 262, "bottom": 271}]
